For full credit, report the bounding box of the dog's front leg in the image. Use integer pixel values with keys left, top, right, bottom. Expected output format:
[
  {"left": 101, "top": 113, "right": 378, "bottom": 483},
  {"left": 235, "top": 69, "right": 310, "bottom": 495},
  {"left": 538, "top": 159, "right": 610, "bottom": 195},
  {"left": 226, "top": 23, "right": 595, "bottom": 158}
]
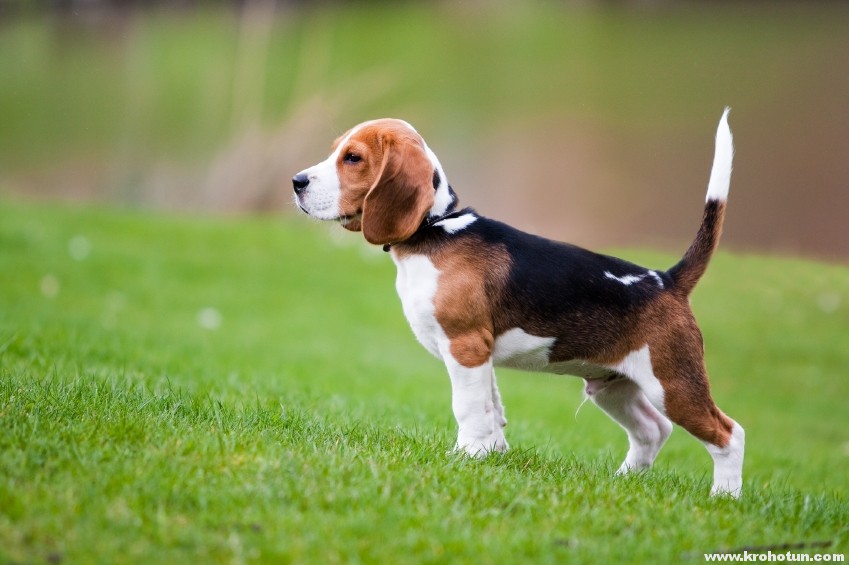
[
  {"left": 441, "top": 347, "right": 508, "bottom": 457},
  {"left": 490, "top": 368, "right": 508, "bottom": 432}
]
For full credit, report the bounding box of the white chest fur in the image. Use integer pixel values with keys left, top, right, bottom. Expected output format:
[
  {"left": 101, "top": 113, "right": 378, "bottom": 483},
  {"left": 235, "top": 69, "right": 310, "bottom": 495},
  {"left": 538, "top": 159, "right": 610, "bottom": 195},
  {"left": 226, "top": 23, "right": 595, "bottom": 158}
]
[{"left": 391, "top": 253, "right": 445, "bottom": 359}]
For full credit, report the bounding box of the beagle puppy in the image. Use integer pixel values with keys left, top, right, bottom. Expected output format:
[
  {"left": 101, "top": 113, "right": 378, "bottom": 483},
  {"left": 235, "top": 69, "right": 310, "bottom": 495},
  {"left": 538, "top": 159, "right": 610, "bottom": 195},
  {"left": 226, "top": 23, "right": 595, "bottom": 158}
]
[{"left": 293, "top": 110, "right": 744, "bottom": 497}]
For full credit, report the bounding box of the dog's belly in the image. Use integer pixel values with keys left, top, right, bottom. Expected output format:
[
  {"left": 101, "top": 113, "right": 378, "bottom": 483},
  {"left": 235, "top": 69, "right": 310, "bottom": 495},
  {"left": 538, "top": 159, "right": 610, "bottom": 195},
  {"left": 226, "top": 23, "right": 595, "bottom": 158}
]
[{"left": 492, "top": 327, "right": 615, "bottom": 379}]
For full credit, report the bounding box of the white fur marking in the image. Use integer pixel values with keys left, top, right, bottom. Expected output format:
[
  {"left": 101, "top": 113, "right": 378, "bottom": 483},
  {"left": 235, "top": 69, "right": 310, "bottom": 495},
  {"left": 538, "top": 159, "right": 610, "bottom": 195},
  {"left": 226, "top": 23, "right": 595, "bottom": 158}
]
[
  {"left": 648, "top": 270, "right": 665, "bottom": 289},
  {"left": 604, "top": 271, "right": 644, "bottom": 286},
  {"left": 604, "top": 270, "right": 664, "bottom": 290},
  {"left": 424, "top": 144, "right": 454, "bottom": 217},
  {"left": 391, "top": 253, "right": 443, "bottom": 359},
  {"left": 435, "top": 213, "right": 477, "bottom": 234},
  {"left": 706, "top": 107, "right": 734, "bottom": 202},
  {"left": 704, "top": 422, "right": 745, "bottom": 497},
  {"left": 606, "top": 345, "right": 665, "bottom": 414},
  {"left": 492, "top": 328, "right": 555, "bottom": 370}
]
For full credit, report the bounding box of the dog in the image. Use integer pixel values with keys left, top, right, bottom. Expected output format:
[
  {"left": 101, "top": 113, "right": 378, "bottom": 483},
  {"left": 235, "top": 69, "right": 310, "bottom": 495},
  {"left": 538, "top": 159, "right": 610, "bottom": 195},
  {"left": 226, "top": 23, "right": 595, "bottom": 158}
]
[{"left": 292, "top": 110, "right": 744, "bottom": 497}]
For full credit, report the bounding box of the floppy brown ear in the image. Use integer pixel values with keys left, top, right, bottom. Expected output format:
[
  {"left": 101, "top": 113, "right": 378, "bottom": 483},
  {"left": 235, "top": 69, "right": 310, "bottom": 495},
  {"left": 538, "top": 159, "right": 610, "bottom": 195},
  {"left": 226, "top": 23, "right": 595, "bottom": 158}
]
[{"left": 361, "top": 133, "right": 435, "bottom": 245}]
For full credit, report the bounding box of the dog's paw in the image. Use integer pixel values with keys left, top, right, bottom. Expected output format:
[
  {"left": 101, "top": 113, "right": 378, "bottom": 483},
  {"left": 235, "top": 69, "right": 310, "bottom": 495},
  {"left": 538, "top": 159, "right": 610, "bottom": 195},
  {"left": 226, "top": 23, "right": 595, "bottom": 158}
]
[
  {"left": 614, "top": 460, "right": 652, "bottom": 476},
  {"left": 454, "top": 433, "right": 509, "bottom": 457},
  {"left": 710, "top": 480, "right": 743, "bottom": 499}
]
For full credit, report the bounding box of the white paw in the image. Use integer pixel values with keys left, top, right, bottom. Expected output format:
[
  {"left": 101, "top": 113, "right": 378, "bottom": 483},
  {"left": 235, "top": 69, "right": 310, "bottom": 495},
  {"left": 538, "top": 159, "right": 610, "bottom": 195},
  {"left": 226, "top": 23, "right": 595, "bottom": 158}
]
[
  {"left": 710, "top": 480, "right": 742, "bottom": 498},
  {"left": 615, "top": 460, "right": 651, "bottom": 476},
  {"left": 455, "top": 433, "right": 509, "bottom": 457}
]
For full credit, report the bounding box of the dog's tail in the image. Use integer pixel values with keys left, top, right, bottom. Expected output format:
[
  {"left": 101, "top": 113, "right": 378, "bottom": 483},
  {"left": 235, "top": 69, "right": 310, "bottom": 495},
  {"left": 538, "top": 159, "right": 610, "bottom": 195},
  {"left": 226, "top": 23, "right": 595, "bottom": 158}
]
[{"left": 667, "top": 108, "right": 734, "bottom": 296}]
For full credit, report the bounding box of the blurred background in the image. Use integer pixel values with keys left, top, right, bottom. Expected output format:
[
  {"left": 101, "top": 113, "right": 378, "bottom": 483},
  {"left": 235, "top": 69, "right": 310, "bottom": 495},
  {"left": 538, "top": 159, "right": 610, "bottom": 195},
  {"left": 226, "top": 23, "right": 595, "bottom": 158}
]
[{"left": 1, "top": 0, "right": 847, "bottom": 261}]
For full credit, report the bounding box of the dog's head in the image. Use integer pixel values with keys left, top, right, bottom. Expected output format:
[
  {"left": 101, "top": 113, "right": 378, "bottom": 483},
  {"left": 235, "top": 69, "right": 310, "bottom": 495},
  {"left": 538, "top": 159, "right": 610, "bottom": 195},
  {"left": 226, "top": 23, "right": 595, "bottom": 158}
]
[{"left": 293, "top": 119, "right": 453, "bottom": 245}]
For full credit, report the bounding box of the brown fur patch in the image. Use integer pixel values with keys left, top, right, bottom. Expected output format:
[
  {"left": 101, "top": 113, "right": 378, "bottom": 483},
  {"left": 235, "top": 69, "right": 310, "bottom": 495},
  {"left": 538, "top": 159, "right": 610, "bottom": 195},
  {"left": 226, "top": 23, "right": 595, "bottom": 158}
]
[
  {"left": 637, "top": 293, "right": 734, "bottom": 447},
  {"left": 395, "top": 235, "right": 511, "bottom": 368},
  {"left": 449, "top": 331, "right": 495, "bottom": 368},
  {"left": 331, "top": 120, "right": 435, "bottom": 244}
]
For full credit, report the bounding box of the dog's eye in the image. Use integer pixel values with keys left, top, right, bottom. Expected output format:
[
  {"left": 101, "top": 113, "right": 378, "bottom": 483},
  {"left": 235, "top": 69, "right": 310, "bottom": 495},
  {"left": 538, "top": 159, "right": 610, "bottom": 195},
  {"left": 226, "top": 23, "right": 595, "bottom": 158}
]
[{"left": 343, "top": 153, "right": 362, "bottom": 163}]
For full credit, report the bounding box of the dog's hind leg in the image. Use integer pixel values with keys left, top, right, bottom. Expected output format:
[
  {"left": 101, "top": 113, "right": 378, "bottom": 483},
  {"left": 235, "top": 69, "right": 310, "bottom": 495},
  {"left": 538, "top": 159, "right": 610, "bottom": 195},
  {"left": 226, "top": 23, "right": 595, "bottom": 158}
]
[
  {"left": 587, "top": 376, "right": 672, "bottom": 474},
  {"left": 659, "top": 369, "right": 744, "bottom": 497},
  {"left": 647, "top": 340, "right": 745, "bottom": 497}
]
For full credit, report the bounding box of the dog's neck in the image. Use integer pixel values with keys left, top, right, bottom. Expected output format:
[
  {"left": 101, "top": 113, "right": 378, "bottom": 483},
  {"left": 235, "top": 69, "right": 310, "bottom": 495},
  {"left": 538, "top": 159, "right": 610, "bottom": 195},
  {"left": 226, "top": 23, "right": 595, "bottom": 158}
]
[{"left": 382, "top": 186, "right": 460, "bottom": 253}]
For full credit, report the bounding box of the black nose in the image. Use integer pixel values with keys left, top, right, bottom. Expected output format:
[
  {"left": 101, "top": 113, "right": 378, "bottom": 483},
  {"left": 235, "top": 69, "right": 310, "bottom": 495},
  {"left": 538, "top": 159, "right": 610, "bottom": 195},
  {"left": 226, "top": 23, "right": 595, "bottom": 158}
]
[{"left": 292, "top": 173, "right": 310, "bottom": 194}]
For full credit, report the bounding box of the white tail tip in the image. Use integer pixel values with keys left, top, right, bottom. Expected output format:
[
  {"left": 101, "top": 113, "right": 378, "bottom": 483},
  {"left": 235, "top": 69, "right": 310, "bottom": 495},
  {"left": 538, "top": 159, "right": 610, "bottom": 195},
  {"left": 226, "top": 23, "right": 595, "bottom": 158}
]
[{"left": 706, "top": 107, "right": 734, "bottom": 202}]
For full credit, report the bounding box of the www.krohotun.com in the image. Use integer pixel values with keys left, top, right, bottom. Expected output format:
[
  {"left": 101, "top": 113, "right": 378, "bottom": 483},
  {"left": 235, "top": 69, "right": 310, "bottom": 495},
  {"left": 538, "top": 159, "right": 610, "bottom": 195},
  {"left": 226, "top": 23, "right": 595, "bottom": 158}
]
[{"left": 704, "top": 551, "right": 845, "bottom": 562}]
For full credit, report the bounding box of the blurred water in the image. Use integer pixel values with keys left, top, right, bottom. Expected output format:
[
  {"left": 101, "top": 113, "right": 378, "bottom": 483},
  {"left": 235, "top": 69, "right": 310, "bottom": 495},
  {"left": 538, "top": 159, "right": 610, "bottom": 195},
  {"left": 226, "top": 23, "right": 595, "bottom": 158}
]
[
  {"left": 1, "top": 2, "right": 847, "bottom": 261},
  {"left": 444, "top": 107, "right": 849, "bottom": 261}
]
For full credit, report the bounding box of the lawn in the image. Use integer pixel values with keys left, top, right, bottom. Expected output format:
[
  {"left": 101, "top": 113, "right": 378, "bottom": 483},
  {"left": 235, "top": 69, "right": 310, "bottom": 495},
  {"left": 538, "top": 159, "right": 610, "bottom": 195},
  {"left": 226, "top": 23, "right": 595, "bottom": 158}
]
[{"left": 1, "top": 201, "right": 847, "bottom": 564}]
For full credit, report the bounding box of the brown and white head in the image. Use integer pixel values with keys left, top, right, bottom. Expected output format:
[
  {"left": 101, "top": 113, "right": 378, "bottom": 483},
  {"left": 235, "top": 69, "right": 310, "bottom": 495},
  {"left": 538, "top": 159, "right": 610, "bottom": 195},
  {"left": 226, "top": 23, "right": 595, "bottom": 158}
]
[{"left": 292, "top": 119, "right": 457, "bottom": 246}]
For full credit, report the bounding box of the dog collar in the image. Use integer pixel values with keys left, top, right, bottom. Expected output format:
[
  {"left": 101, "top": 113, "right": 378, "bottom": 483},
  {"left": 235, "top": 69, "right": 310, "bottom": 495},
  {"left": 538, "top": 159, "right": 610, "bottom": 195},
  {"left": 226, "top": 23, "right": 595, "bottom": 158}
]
[{"left": 382, "top": 202, "right": 461, "bottom": 253}]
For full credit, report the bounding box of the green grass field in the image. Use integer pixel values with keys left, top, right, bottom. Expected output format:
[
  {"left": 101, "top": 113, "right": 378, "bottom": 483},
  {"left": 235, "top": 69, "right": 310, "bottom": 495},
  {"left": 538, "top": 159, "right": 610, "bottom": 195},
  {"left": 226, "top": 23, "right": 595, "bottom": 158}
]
[{"left": 1, "top": 201, "right": 847, "bottom": 563}]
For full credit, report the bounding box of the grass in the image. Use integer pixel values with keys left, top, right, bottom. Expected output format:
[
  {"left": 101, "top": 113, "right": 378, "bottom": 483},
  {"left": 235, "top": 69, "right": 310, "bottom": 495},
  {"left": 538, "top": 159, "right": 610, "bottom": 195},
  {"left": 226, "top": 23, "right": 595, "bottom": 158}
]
[{"left": 1, "top": 200, "right": 848, "bottom": 564}]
